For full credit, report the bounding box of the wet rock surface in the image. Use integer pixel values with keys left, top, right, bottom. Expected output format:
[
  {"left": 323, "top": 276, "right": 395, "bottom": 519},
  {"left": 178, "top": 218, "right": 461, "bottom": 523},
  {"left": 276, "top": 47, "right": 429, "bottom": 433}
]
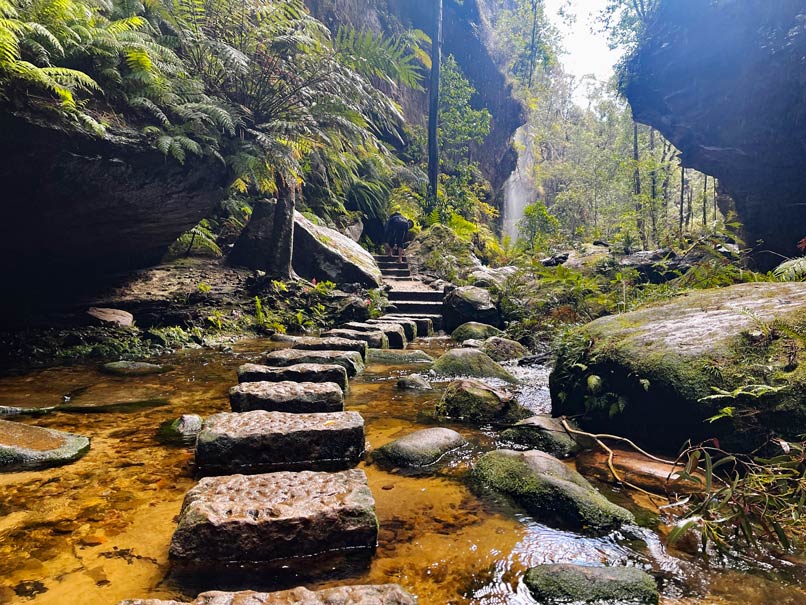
[
  {"left": 229, "top": 381, "right": 344, "bottom": 413},
  {"left": 432, "top": 348, "right": 517, "bottom": 382},
  {"left": 159, "top": 414, "right": 203, "bottom": 444},
  {"left": 372, "top": 428, "right": 466, "bottom": 469},
  {"left": 169, "top": 469, "right": 378, "bottom": 564},
  {"left": 443, "top": 286, "right": 500, "bottom": 333},
  {"left": 263, "top": 349, "right": 364, "bottom": 376},
  {"left": 473, "top": 449, "right": 635, "bottom": 533},
  {"left": 436, "top": 379, "right": 526, "bottom": 425},
  {"left": 195, "top": 410, "right": 365, "bottom": 474},
  {"left": 501, "top": 415, "right": 580, "bottom": 458},
  {"left": 0, "top": 419, "right": 90, "bottom": 471},
  {"left": 322, "top": 328, "right": 389, "bottom": 349},
  {"left": 237, "top": 363, "right": 349, "bottom": 391},
  {"left": 524, "top": 563, "right": 659, "bottom": 604}
]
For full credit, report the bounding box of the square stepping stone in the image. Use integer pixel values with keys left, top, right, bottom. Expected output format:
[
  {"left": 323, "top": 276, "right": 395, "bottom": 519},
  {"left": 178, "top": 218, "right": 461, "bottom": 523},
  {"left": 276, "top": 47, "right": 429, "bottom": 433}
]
[
  {"left": 195, "top": 410, "right": 365, "bottom": 474},
  {"left": 381, "top": 315, "right": 434, "bottom": 337},
  {"left": 192, "top": 584, "right": 416, "bottom": 604},
  {"left": 169, "top": 469, "right": 378, "bottom": 565},
  {"left": 229, "top": 381, "right": 343, "bottom": 413},
  {"left": 264, "top": 349, "right": 364, "bottom": 376},
  {"left": 288, "top": 336, "right": 368, "bottom": 360},
  {"left": 343, "top": 322, "right": 407, "bottom": 349},
  {"left": 237, "top": 363, "right": 348, "bottom": 391},
  {"left": 322, "top": 328, "right": 388, "bottom": 349},
  {"left": 368, "top": 318, "right": 416, "bottom": 341}
]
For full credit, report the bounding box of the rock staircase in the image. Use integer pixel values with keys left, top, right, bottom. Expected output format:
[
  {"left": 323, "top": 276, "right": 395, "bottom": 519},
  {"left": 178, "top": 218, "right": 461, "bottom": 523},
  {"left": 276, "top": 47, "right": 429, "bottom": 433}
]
[{"left": 374, "top": 254, "right": 444, "bottom": 331}]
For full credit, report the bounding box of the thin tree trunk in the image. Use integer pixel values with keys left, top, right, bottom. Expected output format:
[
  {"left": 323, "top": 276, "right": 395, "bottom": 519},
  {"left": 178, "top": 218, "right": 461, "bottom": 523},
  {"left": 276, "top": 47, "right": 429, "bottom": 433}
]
[
  {"left": 649, "top": 127, "right": 658, "bottom": 245},
  {"left": 702, "top": 175, "right": 708, "bottom": 227},
  {"left": 679, "top": 166, "right": 685, "bottom": 239},
  {"left": 686, "top": 179, "right": 693, "bottom": 229},
  {"left": 270, "top": 177, "right": 296, "bottom": 279},
  {"left": 426, "top": 0, "right": 443, "bottom": 212},
  {"left": 633, "top": 122, "right": 645, "bottom": 248},
  {"left": 713, "top": 178, "right": 718, "bottom": 226},
  {"left": 528, "top": 0, "right": 539, "bottom": 87}
]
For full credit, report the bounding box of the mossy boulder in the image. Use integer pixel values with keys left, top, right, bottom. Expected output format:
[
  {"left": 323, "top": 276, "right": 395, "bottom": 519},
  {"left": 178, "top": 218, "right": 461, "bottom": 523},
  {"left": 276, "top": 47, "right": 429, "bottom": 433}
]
[
  {"left": 406, "top": 224, "right": 480, "bottom": 283},
  {"left": 432, "top": 348, "right": 517, "bottom": 382},
  {"left": 551, "top": 282, "right": 806, "bottom": 452},
  {"left": 472, "top": 450, "right": 634, "bottom": 533},
  {"left": 436, "top": 379, "right": 527, "bottom": 424},
  {"left": 371, "top": 428, "right": 467, "bottom": 468},
  {"left": 443, "top": 287, "right": 500, "bottom": 333},
  {"left": 452, "top": 322, "right": 503, "bottom": 342},
  {"left": 523, "top": 564, "right": 658, "bottom": 604},
  {"left": 481, "top": 336, "right": 527, "bottom": 362},
  {"left": 501, "top": 415, "right": 581, "bottom": 458}
]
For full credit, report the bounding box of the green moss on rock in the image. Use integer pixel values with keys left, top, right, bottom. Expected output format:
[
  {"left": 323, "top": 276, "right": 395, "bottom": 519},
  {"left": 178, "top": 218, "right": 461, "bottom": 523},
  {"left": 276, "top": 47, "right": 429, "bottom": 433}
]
[
  {"left": 432, "top": 348, "right": 517, "bottom": 382},
  {"left": 452, "top": 322, "right": 503, "bottom": 342},
  {"left": 524, "top": 564, "right": 658, "bottom": 604}
]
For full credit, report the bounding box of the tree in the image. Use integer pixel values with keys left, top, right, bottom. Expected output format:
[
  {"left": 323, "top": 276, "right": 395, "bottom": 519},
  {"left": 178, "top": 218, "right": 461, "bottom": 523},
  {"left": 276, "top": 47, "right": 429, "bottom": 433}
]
[
  {"left": 426, "top": 0, "right": 442, "bottom": 211},
  {"left": 518, "top": 201, "right": 559, "bottom": 252}
]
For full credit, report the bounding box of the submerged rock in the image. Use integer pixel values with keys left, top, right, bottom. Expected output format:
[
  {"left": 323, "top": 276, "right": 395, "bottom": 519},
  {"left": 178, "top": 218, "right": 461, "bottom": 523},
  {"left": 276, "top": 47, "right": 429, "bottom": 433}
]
[
  {"left": 501, "top": 415, "right": 580, "bottom": 458},
  {"left": 371, "top": 428, "right": 466, "bottom": 468},
  {"left": 60, "top": 384, "right": 169, "bottom": 413},
  {"left": 101, "top": 361, "right": 166, "bottom": 376},
  {"left": 169, "top": 470, "right": 378, "bottom": 565},
  {"left": 472, "top": 450, "right": 634, "bottom": 533},
  {"left": 481, "top": 336, "right": 527, "bottom": 362},
  {"left": 524, "top": 564, "right": 658, "bottom": 604},
  {"left": 551, "top": 282, "right": 806, "bottom": 451},
  {"left": 443, "top": 287, "right": 500, "bottom": 333},
  {"left": 160, "top": 414, "right": 203, "bottom": 445},
  {"left": 436, "top": 379, "right": 526, "bottom": 424},
  {"left": 432, "top": 348, "right": 517, "bottom": 382},
  {"left": 0, "top": 419, "right": 90, "bottom": 471},
  {"left": 451, "top": 321, "right": 503, "bottom": 342}
]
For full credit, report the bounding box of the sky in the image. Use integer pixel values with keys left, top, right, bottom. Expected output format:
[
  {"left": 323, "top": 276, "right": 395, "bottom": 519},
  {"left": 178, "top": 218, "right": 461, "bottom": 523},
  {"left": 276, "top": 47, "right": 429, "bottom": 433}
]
[{"left": 542, "top": 0, "right": 621, "bottom": 98}]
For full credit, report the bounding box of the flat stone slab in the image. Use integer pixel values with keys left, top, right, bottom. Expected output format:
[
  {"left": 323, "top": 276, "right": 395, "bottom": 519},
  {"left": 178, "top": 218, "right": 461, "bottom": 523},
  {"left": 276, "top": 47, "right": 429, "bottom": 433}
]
[
  {"left": 264, "top": 349, "right": 364, "bottom": 376},
  {"left": 119, "top": 584, "right": 416, "bottom": 605},
  {"left": 372, "top": 428, "right": 466, "bottom": 468},
  {"left": 237, "top": 363, "right": 349, "bottom": 391},
  {"left": 60, "top": 384, "right": 170, "bottom": 413},
  {"left": 229, "top": 381, "right": 343, "bottom": 413},
  {"left": 101, "top": 361, "right": 167, "bottom": 376},
  {"left": 368, "top": 349, "right": 434, "bottom": 364},
  {"left": 0, "top": 419, "right": 90, "bottom": 472},
  {"left": 368, "top": 318, "right": 416, "bottom": 341},
  {"left": 322, "top": 328, "right": 388, "bottom": 349},
  {"left": 344, "top": 322, "right": 407, "bottom": 349},
  {"left": 195, "top": 410, "right": 365, "bottom": 474},
  {"left": 169, "top": 469, "right": 378, "bottom": 564},
  {"left": 380, "top": 315, "right": 433, "bottom": 337},
  {"left": 273, "top": 335, "right": 368, "bottom": 360}
]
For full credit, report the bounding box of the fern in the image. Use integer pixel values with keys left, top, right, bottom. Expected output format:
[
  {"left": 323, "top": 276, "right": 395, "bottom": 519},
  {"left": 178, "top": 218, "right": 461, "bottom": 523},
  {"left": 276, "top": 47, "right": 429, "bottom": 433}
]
[{"left": 773, "top": 257, "right": 806, "bottom": 282}]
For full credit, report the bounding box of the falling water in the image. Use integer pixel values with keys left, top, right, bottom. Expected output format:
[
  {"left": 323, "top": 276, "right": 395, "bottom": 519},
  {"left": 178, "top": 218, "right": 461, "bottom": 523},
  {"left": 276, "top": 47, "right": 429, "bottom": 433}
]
[{"left": 502, "top": 124, "right": 540, "bottom": 241}]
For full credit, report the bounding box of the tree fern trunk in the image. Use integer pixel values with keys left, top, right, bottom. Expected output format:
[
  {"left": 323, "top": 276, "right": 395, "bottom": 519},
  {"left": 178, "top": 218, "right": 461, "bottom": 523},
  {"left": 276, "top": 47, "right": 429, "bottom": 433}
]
[{"left": 426, "top": 0, "right": 443, "bottom": 212}]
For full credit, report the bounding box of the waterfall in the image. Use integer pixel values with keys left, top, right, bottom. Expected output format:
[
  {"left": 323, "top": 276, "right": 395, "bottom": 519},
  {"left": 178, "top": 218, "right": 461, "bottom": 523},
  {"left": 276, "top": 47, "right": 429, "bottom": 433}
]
[{"left": 502, "top": 123, "right": 539, "bottom": 241}]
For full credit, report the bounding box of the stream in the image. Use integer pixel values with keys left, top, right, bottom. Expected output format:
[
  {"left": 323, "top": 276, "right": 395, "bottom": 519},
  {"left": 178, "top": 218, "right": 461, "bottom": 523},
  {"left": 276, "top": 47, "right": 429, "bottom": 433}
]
[{"left": 0, "top": 337, "right": 804, "bottom": 604}]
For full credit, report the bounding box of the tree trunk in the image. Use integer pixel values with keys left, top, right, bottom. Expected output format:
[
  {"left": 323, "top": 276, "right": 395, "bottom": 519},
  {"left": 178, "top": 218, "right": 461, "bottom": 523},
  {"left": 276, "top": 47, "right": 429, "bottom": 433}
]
[
  {"left": 679, "top": 166, "right": 685, "bottom": 239},
  {"left": 702, "top": 175, "right": 708, "bottom": 227},
  {"left": 633, "top": 122, "right": 645, "bottom": 248},
  {"left": 270, "top": 177, "right": 296, "bottom": 279},
  {"left": 649, "top": 127, "right": 658, "bottom": 245},
  {"left": 528, "top": 0, "right": 539, "bottom": 87},
  {"left": 426, "top": 0, "right": 443, "bottom": 212}
]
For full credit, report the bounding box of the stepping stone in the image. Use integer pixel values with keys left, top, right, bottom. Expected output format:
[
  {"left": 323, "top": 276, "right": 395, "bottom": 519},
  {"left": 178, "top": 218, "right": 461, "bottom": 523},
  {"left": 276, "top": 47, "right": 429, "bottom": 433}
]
[
  {"left": 169, "top": 469, "right": 377, "bottom": 566},
  {"left": 118, "top": 584, "right": 416, "bottom": 605},
  {"left": 367, "top": 318, "right": 416, "bottom": 341},
  {"left": 380, "top": 315, "right": 434, "bottom": 337},
  {"left": 229, "top": 381, "right": 343, "bottom": 413},
  {"left": 195, "top": 410, "right": 365, "bottom": 474},
  {"left": 344, "top": 322, "right": 407, "bottom": 349},
  {"left": 0, "top": 419, "right": 90, "bottom": 472},
  {"left": 272, "top": 334, "right": 368, "bottom": 360},
  {"left": 264, "top": 349, "right": 364, "bottom": 376},
  {"left": 237, "top": 363, "right": 349, "bottom": 391},
  {"left": 322, "top": 328, "right": 388, "bottom": 349}
]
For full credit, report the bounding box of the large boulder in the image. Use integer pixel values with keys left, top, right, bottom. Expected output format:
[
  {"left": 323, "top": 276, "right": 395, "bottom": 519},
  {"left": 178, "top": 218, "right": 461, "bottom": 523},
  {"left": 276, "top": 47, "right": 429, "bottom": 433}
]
[
  {"left": 432, "top": 348, "right": 516, "bottom": 382},
  {"left": 292, "top": 213, "right": 382, "bottom": 287},
  {"left": 524, "top": 564, "right": 658, "bottom": 605},
  {"left": 0, "top": 419, "right": 90, "bottom": 471},
  {"left": 551, "top": 282, "right": 806, "bottom": 452},
  {"left": 436, "top": 379, "right": 526, "bottom": 424},
  {"left": 443, "top": 286, "right": 500, "bottom": 333},
  {"left": 451, "top": 321, "right": 503, "bottom": 342},
  {"left": 371, "top": 428, "right": 466, "bottom": 468},
  {"left": 472, "top": 450, "right": 634, "bottom": 533}
]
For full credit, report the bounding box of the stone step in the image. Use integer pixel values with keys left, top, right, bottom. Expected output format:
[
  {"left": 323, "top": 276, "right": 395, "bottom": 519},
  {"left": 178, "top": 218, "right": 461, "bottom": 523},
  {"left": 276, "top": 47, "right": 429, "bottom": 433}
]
[
  {"left": 195, "top": 410, "right": 365, "bottom": 474},
  {"left": 264, "top": 349, "right": 364, "bottom": 376},
  {"left": 343, "top": 322, "right": 407, "bottom": 349},
  {"left": 169, "top": 469, "right": 378, "bottom": 566},
  {"left": 229, "top": 381, "right": 344, "bottom": 413},
  {"left": 321, "top": 328, "right": 389, "bottom": 349},
  {"left": 376, "top": 260, "right": 409, "bottom": 270},
  {"left": 379, "top": 314, "right": 434, "bottom": 337},
  {"left": 373, "top": 255, "right": 409, "bottom": 263},
  {"left": 388, "top": 289, "right": 443, "bottom": 302},
  {"left": 272, "top": 334, "right": 368, "bottom": 360},
  {"left": 384, "top": 312, "right": 443, "bottom": 332},
  {"left": 367, "top": 317, "right": 416, "bottom": 341},
  {"left": 237, "top": 363, "right": 349, "bottom": 391},
  {"left": 387, "top": 300, "right": 444, "bottom": 315},
  {"left": 381, "top": 268, "right": 411, "bottom": 278}
]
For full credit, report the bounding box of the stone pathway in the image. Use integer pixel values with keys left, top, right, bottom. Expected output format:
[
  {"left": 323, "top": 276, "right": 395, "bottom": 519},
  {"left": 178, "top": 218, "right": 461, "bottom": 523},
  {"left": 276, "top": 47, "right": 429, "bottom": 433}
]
[{"left": 374, "top": 254, "right": 444, "bottom": 331}]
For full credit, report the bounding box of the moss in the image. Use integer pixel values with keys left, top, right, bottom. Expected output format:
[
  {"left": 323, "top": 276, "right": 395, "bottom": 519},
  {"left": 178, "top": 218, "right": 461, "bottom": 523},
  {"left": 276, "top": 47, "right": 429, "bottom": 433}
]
[
  {"left": 432, "top": 349, "right": 517, "bottom": 382},
  {"left": 436, "top": 379, "right": 527, "bottom": 424},
  {"left": 452, "top": 322, "right": 503, "bottom": 341},
  {"left": 524, "top": 564, "right": 659, "bottom": 604}
]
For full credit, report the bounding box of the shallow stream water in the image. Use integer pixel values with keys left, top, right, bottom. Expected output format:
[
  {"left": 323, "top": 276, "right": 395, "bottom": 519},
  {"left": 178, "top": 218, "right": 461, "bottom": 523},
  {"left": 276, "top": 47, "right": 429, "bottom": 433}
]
[{"left": 0, "top": 337, "right": 804, "bottom": 604}]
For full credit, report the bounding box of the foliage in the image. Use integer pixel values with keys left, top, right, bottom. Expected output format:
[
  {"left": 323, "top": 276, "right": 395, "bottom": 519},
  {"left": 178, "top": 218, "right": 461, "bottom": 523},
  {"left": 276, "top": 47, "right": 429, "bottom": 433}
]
[
  {"left": 164, "top": 219, "right": 221, "bottom": 261},
  {"left": 517, "top": 201, "right": 560, "bottom": 252}
]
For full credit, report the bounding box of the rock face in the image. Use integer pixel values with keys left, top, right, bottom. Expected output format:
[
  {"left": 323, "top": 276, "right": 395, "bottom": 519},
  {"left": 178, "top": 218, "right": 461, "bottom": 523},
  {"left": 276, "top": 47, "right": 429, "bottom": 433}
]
[
  {"left": 229, "top": 381, "right": 344, "bottom": 413},
  {"left": 0, "top": 113, "right": 227, "bottom": 317},
  {"left": 169, "top": 470, "right": 378, "bottom": 564},
  {"left": 443, "top": 287, "right": 500, "bottom": 333},
  {"left": 551, "top": 282, "right": 806, "bottom": 451},
  {"left": 120, "top": 585, "right": 417, "bottom": 605},
  {"left": 237, "top": 363, "right": 348, "bottom": 391},
  {"left": 432, "top": 348, "right": 517, "bottom": 382},
  {"left": 523, "top": 564, "right": 659, "bottom": 605},
  {"left": 472, "top": 450, "right": 634, "bottom": 533},
  {"left": 436, "top": 379, "right": 525, "bottom": 424},
  {"left": 501, "top": 416, "right": 580, "bottom": 459},
  {"left": 451, "top": 322, "right": 503, "bottom": 342},
  {"left": 0, "top": 419, "right": 90, "bottom": 471},
  {"left": 264, "top": 349, "right": 365, "bottom": 376},
  {"left": 371, "top": 428, "right": 467, "bottom": 468},
  {"left": 623, "top": 0, "right": 806, "bottom": 269},
  {"left": 292, "top": 213, "right": 382, "bottom": 287},
  {"left": 195, "top": 411, "right": 365, "bottom": 474}
]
